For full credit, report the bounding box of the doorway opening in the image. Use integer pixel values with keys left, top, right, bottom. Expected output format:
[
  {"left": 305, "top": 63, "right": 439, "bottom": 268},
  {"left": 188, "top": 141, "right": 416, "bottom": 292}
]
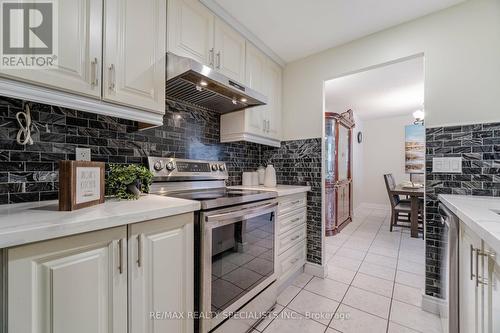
[{"left": 322, "top": 55, "right": 425, "bottom": 237}]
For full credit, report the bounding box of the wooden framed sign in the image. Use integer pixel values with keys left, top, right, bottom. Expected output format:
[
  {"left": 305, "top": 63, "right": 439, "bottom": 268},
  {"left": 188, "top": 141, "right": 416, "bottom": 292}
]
[{"left": 59, "top": 161, "right": 105, "bottom": 211}]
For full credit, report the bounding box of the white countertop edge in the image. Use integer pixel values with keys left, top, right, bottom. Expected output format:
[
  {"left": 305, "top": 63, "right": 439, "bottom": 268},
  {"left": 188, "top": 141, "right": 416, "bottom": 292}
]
[
  {"left": 0, "top": 195, "right": 200, "bottom": 249},
  {"left": 228, "top": 185, "right": 311, "bottom": 196},
  {"left": 439, "top": 194, "right": 500, "bottom": 255}
]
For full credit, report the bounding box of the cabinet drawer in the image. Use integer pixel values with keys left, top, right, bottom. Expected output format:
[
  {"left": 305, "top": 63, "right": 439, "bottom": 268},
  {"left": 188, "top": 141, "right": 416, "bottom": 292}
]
[
  {"left": 278, "top": 224, "right": 306, "bottom": 255},
  {"left": 278, "top": 193, "right": 307, "bottom": 216},
  {"left": 278, "top": 240, "right": 306, "bottom": 282},
  {"left": 278, "top": 207, "right": 306, "bottom": 235}
]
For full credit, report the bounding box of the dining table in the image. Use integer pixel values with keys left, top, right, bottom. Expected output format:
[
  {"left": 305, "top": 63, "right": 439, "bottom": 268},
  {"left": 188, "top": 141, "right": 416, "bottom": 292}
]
[{"left": 391, "top": 184, "right": 425, "bottom": 238}]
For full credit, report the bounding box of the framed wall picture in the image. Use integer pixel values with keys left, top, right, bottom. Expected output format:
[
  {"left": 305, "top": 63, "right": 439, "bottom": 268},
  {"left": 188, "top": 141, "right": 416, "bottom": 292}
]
[
  {"left": 59, "top": 161, "right": 105, "bottom": 211},
  {"left": 405, "top": 124, "right": 425, "bottom": 174}
]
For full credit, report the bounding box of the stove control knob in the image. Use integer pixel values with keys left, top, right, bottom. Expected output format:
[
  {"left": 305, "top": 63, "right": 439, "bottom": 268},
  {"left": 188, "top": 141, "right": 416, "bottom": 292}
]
[
  {"left": 211, "top": 164, "right": 218, "bottom": 172},
  {"left": 153, "top": 160, "right": 164, "bottom": 171},
  {"left": 218, "top": 164, "right": 226, "bottom": 171},
  {"left": 166, "top": 161, "right": 175, "bottom": 171}
]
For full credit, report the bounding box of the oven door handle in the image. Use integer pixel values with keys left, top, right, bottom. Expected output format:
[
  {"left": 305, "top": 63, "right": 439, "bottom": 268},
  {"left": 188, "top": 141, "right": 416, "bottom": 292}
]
[{"left": 205, "top": 202, "right": 278, "bottom": 224}]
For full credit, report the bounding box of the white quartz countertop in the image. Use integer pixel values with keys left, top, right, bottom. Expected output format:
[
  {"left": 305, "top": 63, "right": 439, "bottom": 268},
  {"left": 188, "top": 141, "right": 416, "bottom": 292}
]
[
  {"left": 228, "top": 185, "right": 311, "bottom": 196},
  {"left": 439, "top": 195, "right": 500, "bottom": 254},
  {"left": 0, "top": 195, "right": 200, "bottom": 249}
]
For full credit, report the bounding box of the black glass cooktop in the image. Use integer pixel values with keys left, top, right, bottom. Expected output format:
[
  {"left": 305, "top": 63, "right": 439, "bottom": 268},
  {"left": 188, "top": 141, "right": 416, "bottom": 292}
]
[{"left": 158, "top": 188, "right": 277, "bottom": 210}]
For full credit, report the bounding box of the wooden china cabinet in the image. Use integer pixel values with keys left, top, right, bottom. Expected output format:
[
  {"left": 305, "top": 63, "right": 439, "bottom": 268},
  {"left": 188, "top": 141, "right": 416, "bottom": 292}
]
[{"left": 325, "top": 110, "right": 355, "bottom": 236}]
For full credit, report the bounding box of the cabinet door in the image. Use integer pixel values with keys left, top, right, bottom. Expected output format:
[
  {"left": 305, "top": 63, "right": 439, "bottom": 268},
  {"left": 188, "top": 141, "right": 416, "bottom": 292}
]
[
  {"left": 262, "top": 60, "right": 282, "bottom": 140},
  {"left": 0, "top": 0, "right": 102, "bottom": 98},
  {"left": 459, "top": 224, "right": 483, "bottom": 333},
  {"left": 244, "top": 43, "right": 266, "bottom": 134},
  {"left": 7, "top": 227, "right": 127, "bottom": 333},
  {"left": 129, "top": 214, "right": 194, "bottom": 333},
  {"left": 104, "top": 0, "right": 166, "bottom": 113},
  {"left": 483, "top": 243, "right": 500, "bottom": 333},
  {"left": 167, "top": 0, "right": 214, "bottom": 66},
  {"left": 214, "top": 18, "right": 246, "bottom": 82}
]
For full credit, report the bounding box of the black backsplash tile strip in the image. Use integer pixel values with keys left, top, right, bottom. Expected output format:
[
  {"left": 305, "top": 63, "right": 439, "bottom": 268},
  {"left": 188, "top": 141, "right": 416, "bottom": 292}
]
[
  {"left": 425, "top": 123, "right": 500, "bottom": 298},
  {"left": 261, "top": 139, "right": 323, "bottom": 265}
]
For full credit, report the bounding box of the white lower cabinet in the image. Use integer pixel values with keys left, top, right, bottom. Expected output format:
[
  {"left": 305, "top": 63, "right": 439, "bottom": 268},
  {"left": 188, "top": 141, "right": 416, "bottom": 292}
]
[
  {"left": 128, "top": 214, "right": 194, "bottom": 333},
  {"left": 7, "top": 226, "right": 128, "bottom": 333},
  {"left": 276, "top": 193, "right": 307, "bottom": 287},
  {"left": 459, "top": 223, "right": 483, "bottom": 333},
  {"left": 459, "top": 222, "right": 499, "bottom": 333},
  {"left": 5, "top": 213, "right": 193, "bottom": 333},
  {"left": 483, "top": 242, "right": 500, "bottom": 333}
]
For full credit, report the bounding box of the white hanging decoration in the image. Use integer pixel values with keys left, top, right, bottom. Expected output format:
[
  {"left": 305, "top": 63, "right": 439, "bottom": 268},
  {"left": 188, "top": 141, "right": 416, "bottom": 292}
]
[{"left": 16, "top": 104, "right": 34, "bottom": 145}]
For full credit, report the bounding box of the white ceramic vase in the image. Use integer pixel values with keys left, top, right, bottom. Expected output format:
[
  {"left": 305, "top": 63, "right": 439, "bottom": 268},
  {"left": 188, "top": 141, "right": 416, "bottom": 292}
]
[{"left": 264, "top": 165, "right": 277, "bottom": 187}]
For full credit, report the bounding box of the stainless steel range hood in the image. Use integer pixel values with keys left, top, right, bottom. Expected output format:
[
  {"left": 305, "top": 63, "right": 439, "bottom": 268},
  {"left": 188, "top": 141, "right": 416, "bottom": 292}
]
[{"left": 166, "top": 52, "right": 267, "bottom": 113}]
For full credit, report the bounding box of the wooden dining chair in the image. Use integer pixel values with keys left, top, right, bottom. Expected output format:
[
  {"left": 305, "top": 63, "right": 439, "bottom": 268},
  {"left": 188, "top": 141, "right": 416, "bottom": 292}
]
[{"left": 384, "top": 174, "right": 412, "bottom": 232}]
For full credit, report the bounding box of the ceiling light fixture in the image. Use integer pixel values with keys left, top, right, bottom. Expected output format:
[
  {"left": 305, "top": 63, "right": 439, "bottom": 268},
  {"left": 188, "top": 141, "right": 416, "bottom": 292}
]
[
  {"left": 413, "top": 109, "right": 425, "bottom": 125},
  {"left": 200, "top": 80, "right": 208, "bottom": 87},
  {"left": 240, "top": 98, "right": 247, "bottom": 103}
]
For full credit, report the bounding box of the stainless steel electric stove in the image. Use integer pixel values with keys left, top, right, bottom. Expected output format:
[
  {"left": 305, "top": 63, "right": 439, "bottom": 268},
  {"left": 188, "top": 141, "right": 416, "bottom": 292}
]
[{"left": 148, "top": 157, "right": 278, "bottom": 333}]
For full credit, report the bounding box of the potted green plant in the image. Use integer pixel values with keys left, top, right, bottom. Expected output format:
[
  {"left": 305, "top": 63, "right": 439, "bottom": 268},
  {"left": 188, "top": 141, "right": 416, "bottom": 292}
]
[{"left": 106, "top": 164, "right": 153, "bottom": 200}]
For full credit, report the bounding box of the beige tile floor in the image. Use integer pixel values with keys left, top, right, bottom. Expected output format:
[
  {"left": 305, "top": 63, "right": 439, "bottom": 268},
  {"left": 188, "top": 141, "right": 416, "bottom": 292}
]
[{"left": 254, "top": 208, "right": 442, "bottom": 333}]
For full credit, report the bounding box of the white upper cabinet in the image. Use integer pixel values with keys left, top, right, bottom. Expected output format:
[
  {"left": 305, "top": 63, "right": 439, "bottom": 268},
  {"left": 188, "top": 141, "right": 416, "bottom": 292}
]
[
  {"left": 244, "top": 43, "right": 267, "bottom": 134},
  {"left": 167, "top": 0, "right": 214, "bottom": 66},
  {"left": 167, "top": 0, "right": 245, "bottom": 82},
  {"left": 221, "top": 42, "right": 283, "bottom": 147},
  {"left": 213, "top": 18, "right": 246, "bottom": 82},
  {"left": 104, "top": 0, "right": 166, "bottom": 114},
  {"left": 0, "top": 0, "right": 103, "bottom": 98},
  {"left": 7, "top": 226, "right": 128, "bottom": 333},
  {"left": 263, "top": 59, "right": 283, "bottom": 140}
]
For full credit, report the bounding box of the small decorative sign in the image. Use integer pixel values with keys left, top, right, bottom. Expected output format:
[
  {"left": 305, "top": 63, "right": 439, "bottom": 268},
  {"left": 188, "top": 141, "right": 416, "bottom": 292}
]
[{"left": 59, "top": 161, "right": 105, "bottom": 211}]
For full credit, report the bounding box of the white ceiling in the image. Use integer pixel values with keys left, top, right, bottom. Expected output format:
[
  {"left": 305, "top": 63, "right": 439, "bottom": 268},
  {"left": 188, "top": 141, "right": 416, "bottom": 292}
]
[
  {"left": 212, "top": 0, "right": 465, "bottom": 63},
  {"left": 325, "top": 57, "right": 424, "bottom": 120}
]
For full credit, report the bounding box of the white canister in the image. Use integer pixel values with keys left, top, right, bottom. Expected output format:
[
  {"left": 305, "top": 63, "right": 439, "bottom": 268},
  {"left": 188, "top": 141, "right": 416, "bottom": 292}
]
[
  {"left": 257, "top": 166, "right": 265, "bottom": 185},
  {"left": 242, "top": 172, "right": 253, "bottom": 186},
  {"left": 251, "top": 172, "right": 259, "bottom": 185},
  {"left": 264, "top": 165, "right": 277, "bottom": 187}
]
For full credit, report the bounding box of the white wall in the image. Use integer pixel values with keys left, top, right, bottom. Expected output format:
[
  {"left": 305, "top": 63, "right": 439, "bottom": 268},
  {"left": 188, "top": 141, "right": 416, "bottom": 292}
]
[
  {"left": 352, "top": 114, "right": 364, "bottom": 210},
  {"left": 358, "top": 114, "right": 415, "bottom": 207},
  {"left": 284, "top": 0, "right": 500, "bottom": 140}
]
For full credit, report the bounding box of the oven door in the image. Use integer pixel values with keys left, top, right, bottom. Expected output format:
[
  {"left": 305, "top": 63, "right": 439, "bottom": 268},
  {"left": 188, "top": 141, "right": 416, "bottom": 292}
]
[{"left": 200, "top": 200, "right": 278, "bottom": 333}]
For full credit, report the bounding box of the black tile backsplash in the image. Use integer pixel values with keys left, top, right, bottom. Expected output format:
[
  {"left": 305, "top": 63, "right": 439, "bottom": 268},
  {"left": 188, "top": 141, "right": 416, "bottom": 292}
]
[
  {"left": 261, "top": 139, "right": 323, "bottom": 265},
  {"left": 425, "top": 123, "right": 500, "bottom": 298},
  {"left": 0, "top": 96, "right": 324, "bottom": 265},
  {"left": 0, "top": 97, "right": 261, "bottom": 203}
]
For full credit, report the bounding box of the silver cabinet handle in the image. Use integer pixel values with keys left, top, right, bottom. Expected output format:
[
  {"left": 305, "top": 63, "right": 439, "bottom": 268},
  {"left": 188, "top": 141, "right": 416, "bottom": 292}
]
[
  {"left": 476, "top": 249, "right": 496, "bottom": 286},
  {"left": 118, "top": 238, "right": 124, "bottom": 274},
  {"left": 476, "top": 247, "right": 481, "bottom": 287},
  {"left": 470, "top": 245, "right": 476, "bottom": 281},
  {"left": 216, "top": 51, "right": 221, "bottom": 69},
  {"left": 291, "top": 235, "right": 301, "bottom": 241},
  {"left": 290, "top": 258, "right": 299, "bottom": 264},
  {"left": 137, "top": 234, "right": 143, "bottom": 268},
  {"left": 91, "top": 57, "right": 99, "bottom": 87},
  {"left": 209, "top": 48, "right": 214, "bottom": 67},
  {"left": 291, "top": 217, "right": 301, "bottom": 223},
  {"left": 108, "top": 64, "right": 116, "bottom": 91}
]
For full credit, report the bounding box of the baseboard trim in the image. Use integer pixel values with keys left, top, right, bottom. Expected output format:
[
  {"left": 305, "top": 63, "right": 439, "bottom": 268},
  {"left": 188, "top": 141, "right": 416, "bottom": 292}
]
[
  {"left": 421, "top": 294, "right": 443, "bottom": 315},
  {"left": 304, "top": 262, "right": 327, "bottom": 278}
]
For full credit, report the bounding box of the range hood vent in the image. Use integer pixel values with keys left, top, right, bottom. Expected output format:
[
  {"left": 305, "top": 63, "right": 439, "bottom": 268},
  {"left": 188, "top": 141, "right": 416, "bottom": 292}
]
[{"left": 166, "top": 52, "right": 266, "bottom": 113}]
